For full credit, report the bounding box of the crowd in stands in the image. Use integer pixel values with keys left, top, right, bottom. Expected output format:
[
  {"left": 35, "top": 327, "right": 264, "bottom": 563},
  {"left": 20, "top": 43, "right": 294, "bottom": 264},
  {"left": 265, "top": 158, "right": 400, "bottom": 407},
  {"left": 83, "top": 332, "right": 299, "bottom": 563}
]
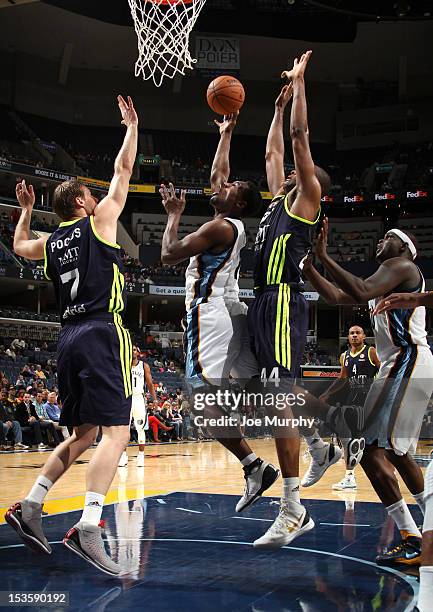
[
  {"left": 121, "top": 249, "right": 187, "bottom": 284},
  {"left": 1, "top": 209, "right": 56, "bottom": 268},
  {"left": 301, "top": 340, "right": 334, "bottom": 366},
  {"left": 0, "top": 370, "right": 65, "bottom": 451},
  {"left": 0, "top": 332, "right": 189, "bottom": 450},
  {"left": 2, "top": 103, "right": 433, "bottom": 197}
]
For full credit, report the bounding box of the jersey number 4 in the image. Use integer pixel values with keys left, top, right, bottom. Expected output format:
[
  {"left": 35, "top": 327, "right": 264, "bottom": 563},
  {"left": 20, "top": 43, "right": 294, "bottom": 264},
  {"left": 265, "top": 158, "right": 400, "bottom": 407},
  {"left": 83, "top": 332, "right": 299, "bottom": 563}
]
[{"left": 60, "top": 268, "right": 80, "bottom": 300}]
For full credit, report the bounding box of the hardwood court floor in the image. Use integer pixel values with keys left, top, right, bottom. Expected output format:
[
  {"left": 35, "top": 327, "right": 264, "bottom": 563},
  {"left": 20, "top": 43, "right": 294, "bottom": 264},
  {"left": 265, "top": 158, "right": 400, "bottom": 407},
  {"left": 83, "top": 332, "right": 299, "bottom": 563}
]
[{"left": 1, "top": 438, "right": 431, "bottom": 520}]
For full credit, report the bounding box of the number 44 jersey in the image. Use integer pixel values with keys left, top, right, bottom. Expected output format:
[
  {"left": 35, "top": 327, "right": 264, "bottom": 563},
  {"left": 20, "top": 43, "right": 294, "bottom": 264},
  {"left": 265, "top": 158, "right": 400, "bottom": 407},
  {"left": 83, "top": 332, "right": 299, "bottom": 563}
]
[{"left": 44, "top": 217, "right": 127, "bottom": 324}]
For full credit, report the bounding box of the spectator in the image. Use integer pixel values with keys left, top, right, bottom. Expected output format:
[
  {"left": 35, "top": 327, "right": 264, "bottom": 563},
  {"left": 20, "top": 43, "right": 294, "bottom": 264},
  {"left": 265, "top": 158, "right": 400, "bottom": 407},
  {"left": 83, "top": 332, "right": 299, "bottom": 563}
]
[
  {"left": 14, "top": 393, "right": 48, "bottom": 449},
  {"left": 0, "top": 389, "right": 28, "bottom": 450},
  {"left": 169, "top": 404, "right": 183, "bottom": 440},
  {"left": 180, "top": 399, "right": 193, "bottom": 440},
  {"left": 44, "top": 391, "right": 70, "bottom": 440},
  {"left": 161, "top": 402, "right": 181, "bottom": 440},
  {"left": 157, "top": 381, "right": 167, "bottom": 395},
  {"left": 15, "top": 374, "right": 26, "bottom": 389},
  {"left": 167, "top": 361, "right": 176, "bottom": 374},
  {"left": 34, "top": 365, "right": 46, "bottom": 380},
  {"left": 5, "top": 387, "right": 17, "bottom": 409},
  {"left": 5, "top": 346, "right": 16, "bottom": 361},
  {"left": 33, "top": 391, "right": 48, "bottom": 420},
  {"left": 21, "top": 365, "right": 35, "bottom": 380},
  {"left": 160, "top": 335, "right": 172, "bottom": 357},
  {"left": 147, "top": 406, "right": 173, "bottom": 443},
  {"left": 11, "top": 338, "right": 26, "bottom": 352}
]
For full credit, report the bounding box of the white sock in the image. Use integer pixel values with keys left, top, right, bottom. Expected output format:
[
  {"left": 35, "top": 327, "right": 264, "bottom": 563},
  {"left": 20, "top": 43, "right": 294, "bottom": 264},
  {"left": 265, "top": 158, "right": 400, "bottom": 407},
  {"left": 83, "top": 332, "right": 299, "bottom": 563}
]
[
  {"left": 26, "top": 476, "right": 53, "bottom": 505},
  {"left": 304, "top": 435, "right": 326, "bottom": 451},
  {"left": 386, "top": 498, "right": 421, "bottom": 538},
  {"left": 418, "top": 566, "right": 433, "bottom": 612},
  {"left": 80, "top": 492, "right": 105, "bottom": 526},
  {"left": 346, "top": 470, "right": 355, "bottom": 477},
  {"left": 413, "top": 491, "right": 425, "bottom": 516},
  {"left": 241, "top": 452, "right": 258, "bottom": 467},
  {"left": 282, "top": 477, "right": 301, "bottom": 504}
]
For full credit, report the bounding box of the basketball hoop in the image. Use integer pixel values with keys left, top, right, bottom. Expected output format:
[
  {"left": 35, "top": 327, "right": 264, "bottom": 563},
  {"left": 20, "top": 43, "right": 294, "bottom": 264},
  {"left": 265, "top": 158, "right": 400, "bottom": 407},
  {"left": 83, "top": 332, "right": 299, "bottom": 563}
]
[{"left": 128, "top": 0, "right": 207, "bottom": 87}]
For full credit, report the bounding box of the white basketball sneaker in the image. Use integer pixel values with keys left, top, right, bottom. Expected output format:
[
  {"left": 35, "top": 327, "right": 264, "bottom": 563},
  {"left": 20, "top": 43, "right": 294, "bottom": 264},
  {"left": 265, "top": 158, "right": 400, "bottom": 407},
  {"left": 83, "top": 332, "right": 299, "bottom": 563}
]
[
  {"left": 136, "top": 452, "right": 145, "bottom": 468},
  {"left": 118, "top": 451, "right": 128, "bottom": 467},
  {"left": 253, "top": 500, "right": 315, "bottom": 550},
  {"left": 332, "top": 473, "right": 357, "bottom": 490},
  {"left": 236, "top": 458, "right": 280, "bottom": 513},
  {"left": 301, "top": 442, "right": 342, "bottom": 488}
]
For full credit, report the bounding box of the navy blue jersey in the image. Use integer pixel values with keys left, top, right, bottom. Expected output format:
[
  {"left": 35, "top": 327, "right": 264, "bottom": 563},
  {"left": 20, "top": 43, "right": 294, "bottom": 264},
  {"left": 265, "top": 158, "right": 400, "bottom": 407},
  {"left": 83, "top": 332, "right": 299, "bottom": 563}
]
[
  {"left": 44, "top": 216, "right": 126, "bottom": 324},
  {"left": 253, "top": 193, "right": 320, "bottom": 291},
  {"left": 341, "top": 345, "right": 379, "bottom": 406}
]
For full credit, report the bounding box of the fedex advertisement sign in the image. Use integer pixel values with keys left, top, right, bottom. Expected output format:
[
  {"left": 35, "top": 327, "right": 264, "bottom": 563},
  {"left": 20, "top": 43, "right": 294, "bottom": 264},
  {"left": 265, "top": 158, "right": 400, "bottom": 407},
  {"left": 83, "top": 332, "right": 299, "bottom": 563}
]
[
  {"left": 343, "top": 195, "right": 364, "bottom": 203},
  {"left": 374, "top": 192, "right": 396, "bottom": 201},
  {"left": 407, "top": 190, "right": 428, "bottom": 199}
]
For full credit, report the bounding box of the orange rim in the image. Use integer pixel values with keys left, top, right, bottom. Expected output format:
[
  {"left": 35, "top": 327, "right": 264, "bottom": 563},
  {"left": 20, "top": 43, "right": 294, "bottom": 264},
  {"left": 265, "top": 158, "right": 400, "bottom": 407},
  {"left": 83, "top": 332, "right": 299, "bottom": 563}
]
[{"left": 145, "top": 0, "right": 193, "bottom": 4}]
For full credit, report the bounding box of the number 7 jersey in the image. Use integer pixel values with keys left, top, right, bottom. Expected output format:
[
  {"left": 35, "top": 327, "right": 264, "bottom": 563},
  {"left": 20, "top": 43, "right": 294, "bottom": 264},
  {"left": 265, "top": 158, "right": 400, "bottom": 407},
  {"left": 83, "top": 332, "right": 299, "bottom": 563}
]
[{"left": 44, "top": 216, "right": 127, "bottom": 324}]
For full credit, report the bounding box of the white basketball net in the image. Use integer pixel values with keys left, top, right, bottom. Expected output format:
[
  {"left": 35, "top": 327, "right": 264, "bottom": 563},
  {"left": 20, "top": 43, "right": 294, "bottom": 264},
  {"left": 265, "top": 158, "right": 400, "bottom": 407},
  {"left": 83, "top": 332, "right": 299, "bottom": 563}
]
[{"left": 128, "top": 0, "right": 207, "bottom": 87}]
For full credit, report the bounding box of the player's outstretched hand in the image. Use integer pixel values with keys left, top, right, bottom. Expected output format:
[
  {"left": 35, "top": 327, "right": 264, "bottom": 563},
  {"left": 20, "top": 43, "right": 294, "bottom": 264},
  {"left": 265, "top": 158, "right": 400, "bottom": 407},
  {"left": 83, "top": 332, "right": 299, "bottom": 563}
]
[
  {"left": 373, "top": 292, "right": 420, "bottom": 315},
  {"left": 281, "top": 50, "right": 312, "bottom": 81},
  {"left": 275, "top": 83, "right": 293, "bottom": 110},
  {"left": 160, "top": 183, "right": 186, "bottom": 216},
  {"left": 315, "top": 216, "right": 329, "bottom": 260},
  {"left": 214, "top": 111, "right": 239, "bottom": 135},
  {"left": 117, "top": 95, "right": 138, "bottom": 127},
  {"left": 15, "top": 180, "right": 35, "bottom": 211}
]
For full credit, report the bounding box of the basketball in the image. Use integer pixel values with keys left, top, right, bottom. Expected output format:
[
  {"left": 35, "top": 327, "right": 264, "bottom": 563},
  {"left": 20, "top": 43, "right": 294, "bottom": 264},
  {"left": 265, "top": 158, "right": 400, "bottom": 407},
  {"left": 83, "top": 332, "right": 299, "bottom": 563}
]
[{"left": 206, "top": 75, "right": 245, "bottom": 115}]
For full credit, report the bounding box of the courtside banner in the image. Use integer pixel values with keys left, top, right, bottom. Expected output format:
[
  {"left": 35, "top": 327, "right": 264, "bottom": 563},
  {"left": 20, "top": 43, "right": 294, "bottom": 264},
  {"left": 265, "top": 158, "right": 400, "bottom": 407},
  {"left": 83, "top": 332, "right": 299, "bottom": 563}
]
[
  {"left": 148, "top": 286, "right": 319, "bottom": 300},
  {"left": 301, "top": 366, "right": 341, "bottom": 378},
  {"left": 78, "top": 176, "right": 155, "bottom": 194},
  {"left": 0, "top": 158, "right": 74, "bottom": 182},
  {"left": 1, "top": 159, "right": 431, "bottom": 203}
]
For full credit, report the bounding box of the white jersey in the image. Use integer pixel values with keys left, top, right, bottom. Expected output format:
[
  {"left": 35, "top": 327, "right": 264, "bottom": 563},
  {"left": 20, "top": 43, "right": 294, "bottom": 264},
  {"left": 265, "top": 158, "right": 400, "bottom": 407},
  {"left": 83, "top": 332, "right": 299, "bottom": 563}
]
[
  {"left": 185, "top": 217, "right": 245, "bottom": 311},
  {"left": 131, "top": 360, "right": 146, "bottom": 396},
  {"left": 368, "top": 269, "right": 429, "bottom": 366}
]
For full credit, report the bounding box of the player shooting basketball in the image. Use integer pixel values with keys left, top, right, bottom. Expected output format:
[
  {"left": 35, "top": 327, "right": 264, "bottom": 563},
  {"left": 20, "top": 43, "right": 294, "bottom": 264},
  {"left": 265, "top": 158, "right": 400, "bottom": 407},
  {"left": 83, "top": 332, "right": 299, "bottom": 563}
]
[{"left": 160, "top": 112, "right": 280, "bottom": 514}]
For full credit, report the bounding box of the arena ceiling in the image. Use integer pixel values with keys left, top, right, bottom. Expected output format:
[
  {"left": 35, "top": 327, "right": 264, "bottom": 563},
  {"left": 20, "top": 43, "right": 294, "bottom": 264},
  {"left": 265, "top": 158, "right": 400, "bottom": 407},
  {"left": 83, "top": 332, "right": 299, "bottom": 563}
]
[
  {"left": 40, "top": 0, "right": 432, "bottom": 42},
  {"left": 1, "top": 1, "right": 432, "bottom": 84}
]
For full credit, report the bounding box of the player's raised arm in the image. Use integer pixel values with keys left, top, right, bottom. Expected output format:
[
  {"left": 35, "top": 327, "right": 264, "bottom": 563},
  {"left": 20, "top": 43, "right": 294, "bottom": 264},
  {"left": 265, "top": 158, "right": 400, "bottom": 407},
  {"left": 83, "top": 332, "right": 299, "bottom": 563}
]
[
  {"left": 265, "top": 84, "right": 292, "bottom": 197},
  {"left": 13, "top": 180, "right": 47, "bottom": 260},
  {"left": 160, "top": 183, "right": 234, "bottom": 265},
  {"left": 210, "top": 112, "right": 238, "bottom": 193},
  {"left": 93, "top": 95, "right": 138, "bottom": 240},
  {"left": 281, "top": 51, "right": 324, "bottom": 221},
  {"left": 302, "top": 255, "right": 355, "bottom": 305},
  {"left": 316, "top": 218, "right": 415, "bottom": 303}
]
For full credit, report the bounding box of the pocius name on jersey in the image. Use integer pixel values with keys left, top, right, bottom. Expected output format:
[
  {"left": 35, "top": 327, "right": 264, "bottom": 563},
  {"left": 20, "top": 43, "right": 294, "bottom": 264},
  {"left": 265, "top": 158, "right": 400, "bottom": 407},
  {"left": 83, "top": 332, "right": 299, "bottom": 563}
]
[{"left": 49, "top": 227, "right": 81, "bottom": 252}]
